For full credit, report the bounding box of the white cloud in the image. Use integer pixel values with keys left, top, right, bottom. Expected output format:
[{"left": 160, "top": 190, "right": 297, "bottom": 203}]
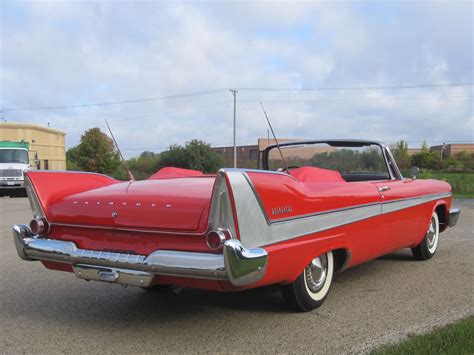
[{"left": 0, "top": 0, "right": 472, "bottom": 158}]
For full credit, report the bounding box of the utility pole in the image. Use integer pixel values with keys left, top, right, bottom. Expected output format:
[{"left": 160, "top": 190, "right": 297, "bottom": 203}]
[
  {"left": 441, "top": 142, "right": 446, "bottom": 162},
  {"left": 230, "top": 89, "right": 238, "bottom": 168}
]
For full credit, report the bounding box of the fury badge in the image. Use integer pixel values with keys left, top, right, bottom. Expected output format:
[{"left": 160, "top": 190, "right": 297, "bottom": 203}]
[{"left": 271, "top": 205, "right": 293, "bottom": 216}]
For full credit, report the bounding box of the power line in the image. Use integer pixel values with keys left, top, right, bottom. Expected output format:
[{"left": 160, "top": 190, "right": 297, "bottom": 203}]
[
  {"left": 3, "top": 99, "right": 232, "bottom": 131},
  {"left": 3, "top": 83, "right": 472, "bottom": 113},
  {"left": 236, "top": 83, "right": 474, "bottom": 92},
  {"left": 56, "top": 100, "right": 232, "bottom": 129},
  {"left": 3, "top": 89, "right": 228, "bottom": 112},
  {"left": 240, "top": 95, "right": 472, "bottom": 103}
]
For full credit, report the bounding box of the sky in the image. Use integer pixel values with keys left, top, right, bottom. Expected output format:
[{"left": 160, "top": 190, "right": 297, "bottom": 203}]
[{"left": 1, "top": 0, "right": 473, "bottom": 157}]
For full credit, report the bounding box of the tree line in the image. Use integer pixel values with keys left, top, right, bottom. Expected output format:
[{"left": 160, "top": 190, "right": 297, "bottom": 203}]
[
  {"left": 392, "top": 140, "right": 474, "bottom": 173},
  {"left": 66, "top": 128, "right": 473, "bottom": 180},
  {"left": 66, "top": 128, "right": 225, "bottom": 180}
]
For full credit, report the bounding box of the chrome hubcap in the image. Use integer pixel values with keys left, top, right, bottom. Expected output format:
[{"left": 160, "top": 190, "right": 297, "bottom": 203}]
[
  {"left": 426, "top": 217, "right": 437, "bottom": 249},
  {"left": 305, "top": 254, "right": 328, "bottom": 293}
]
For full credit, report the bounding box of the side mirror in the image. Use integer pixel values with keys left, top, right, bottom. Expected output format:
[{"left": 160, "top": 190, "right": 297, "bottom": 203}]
[{"left": 410, "top": 166, "right": 419, "bottom": 179}]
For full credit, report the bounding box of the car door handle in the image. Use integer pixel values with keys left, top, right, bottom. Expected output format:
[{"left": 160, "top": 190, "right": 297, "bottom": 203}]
[{"left": 378, "top": 186, "right": 391, "bottom": 192}]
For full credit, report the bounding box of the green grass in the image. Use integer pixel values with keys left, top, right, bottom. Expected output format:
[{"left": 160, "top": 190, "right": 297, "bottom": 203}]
[
  {"left": 373, "top": 316, "right": 474, "bottom": 355},
  {"left": 418, "top": 172, "right": 474, "bottom": 198}
]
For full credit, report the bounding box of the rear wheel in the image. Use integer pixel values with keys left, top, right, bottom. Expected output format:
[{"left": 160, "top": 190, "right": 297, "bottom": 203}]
[
  {"left": 412, "top": 212, "right": 439, "bottom": 260},
  {"left": 282, "top": 251, "right": 334, "bottom": 312}
]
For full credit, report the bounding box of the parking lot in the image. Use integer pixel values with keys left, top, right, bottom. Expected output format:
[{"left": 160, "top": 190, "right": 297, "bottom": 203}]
[{"left": 1, "top": 197, "right": 472, "bottom": 353}]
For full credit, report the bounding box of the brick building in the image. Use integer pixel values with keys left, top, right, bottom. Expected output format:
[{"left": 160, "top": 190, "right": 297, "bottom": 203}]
[
  {"left": 430, "top": 144, "right": 474, "bottom": 157},
  {"left": 213, "top": 139, "right": 474, "bottom": 168}
]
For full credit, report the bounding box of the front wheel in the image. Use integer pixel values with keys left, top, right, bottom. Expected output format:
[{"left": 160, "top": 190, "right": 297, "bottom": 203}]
[
  {"left": 412, "top": 212, "right": 439, "bottom": 260},
  {"left": 281, "top": 251, "right": 334, "bottom": 312}
]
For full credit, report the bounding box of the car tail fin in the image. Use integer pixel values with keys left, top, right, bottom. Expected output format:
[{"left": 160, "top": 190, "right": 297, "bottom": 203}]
[
  {"left": 207, "top": 170, "right": 240, "bottom": 241},
  {"left": 25, "top": 171, "right": 118, "bottom": 219}
]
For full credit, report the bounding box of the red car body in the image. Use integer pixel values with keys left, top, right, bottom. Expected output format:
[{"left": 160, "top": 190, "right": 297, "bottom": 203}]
[{"left": 13, "top": 140, "right": 461, "bottom": 310}]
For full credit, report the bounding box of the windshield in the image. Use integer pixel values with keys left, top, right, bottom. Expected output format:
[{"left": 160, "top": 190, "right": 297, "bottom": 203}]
[
  {"left": 0, "top": 149, "right": 30, "bottom": 164},
  {"left": 266, "top": 142, "right": 390, "bottom": 181}
]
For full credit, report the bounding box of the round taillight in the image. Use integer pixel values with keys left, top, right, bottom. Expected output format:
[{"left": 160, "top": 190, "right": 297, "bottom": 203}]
[
  {"left": 206, "top": 230, "right": 227, "bottom": 250},
  {"left": 29, "top": 218, "right": 48, "bottom": 235}
]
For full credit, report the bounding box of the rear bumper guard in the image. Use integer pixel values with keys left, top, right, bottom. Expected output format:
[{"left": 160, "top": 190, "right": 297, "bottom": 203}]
[{"left": 12, "top": 224, "right": 267, "bottom": 287}]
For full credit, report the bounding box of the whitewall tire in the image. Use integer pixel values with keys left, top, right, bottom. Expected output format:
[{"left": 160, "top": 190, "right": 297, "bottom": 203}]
[
  {"left": 282, "top": 251, "right": 334, "bottom": 312},
  {"left": 412, "top": 212, "right": 439, "bottom": 260}
]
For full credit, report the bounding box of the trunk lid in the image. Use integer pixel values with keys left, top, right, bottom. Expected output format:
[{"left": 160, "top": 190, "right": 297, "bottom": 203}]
[{"left": 48, "top": 177, "right": 215, "bottom": 232}]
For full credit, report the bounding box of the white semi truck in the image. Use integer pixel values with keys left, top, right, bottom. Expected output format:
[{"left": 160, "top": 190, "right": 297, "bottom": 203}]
[{"left": 0, "top": 141, "right": 37, "bottom": 197}]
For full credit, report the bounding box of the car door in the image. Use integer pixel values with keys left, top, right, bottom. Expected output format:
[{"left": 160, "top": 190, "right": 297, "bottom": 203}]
[{"left": 373, "top": 178, "right": 423, "bottom": 253}]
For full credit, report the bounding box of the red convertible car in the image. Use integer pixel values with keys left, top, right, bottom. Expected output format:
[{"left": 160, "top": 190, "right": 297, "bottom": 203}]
[{"left": 13, "top": 140, "right": 460, "bottom": 311}]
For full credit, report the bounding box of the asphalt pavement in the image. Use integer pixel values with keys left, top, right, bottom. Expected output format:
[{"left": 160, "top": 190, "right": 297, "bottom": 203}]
[{"left": 1, "top": 197, "right": 473, "bottom": 353}]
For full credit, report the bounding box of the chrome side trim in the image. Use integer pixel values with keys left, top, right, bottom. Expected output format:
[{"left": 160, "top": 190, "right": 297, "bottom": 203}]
[
  {"left": 225, "top": 171, "right": 452, "bottom": 248},
  {"left": 448, "top": 208, "right": 461, "bottom": 227},
  {"left": 381, "top": 193, "right": 451, "bottom": 214},
  {"left": 12, "top": 224, "right": 268, "bottom": 287}
]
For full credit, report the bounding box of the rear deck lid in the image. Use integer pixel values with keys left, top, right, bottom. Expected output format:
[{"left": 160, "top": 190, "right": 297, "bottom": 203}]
[{"left": 49, "top": 177, "right": 215, "bottom": 232}]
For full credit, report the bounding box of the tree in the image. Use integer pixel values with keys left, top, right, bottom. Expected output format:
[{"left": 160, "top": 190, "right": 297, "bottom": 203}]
[
  {"left": 393, "top": 140, "right": 411, "bottom": 170},
  {"left": 411, "top": 150, "right": 439, "bottom": 170},
  {"left": 409, "top": 139, "right": 440, "bottom": 170},
  {"left": 185, "top": 139, "right": 225, "bottom": 172},
  {"left": 421, "top": 139, "right": 429, "bottom": 153},
  {"left": 157, "top": 144, "right": 190, "bottom": 170},
  {"left": 127, "top": 151, "right": 161, "bottom": 180},
  {"left": 157, "top": 140, "right": 225, "bottom": 173},
  {"left": 66, "top": 127, "right": 125, "bottom": 179},
  {"left": 443, "top": 150, "right": 474, "bottom": 172}
]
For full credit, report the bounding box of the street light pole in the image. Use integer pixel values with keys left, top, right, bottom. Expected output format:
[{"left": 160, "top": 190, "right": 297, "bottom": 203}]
[{"left": 230, "top": 89, "right": 238, "bottom": 168}]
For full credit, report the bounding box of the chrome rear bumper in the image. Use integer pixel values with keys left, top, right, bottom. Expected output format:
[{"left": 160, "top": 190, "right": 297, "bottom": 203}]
[
  {"left": 12, "top": 225, "right": 267, "bottom": 287},
  {"left": 448, "top": 208, "right": 461, "bottom": 227}
]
